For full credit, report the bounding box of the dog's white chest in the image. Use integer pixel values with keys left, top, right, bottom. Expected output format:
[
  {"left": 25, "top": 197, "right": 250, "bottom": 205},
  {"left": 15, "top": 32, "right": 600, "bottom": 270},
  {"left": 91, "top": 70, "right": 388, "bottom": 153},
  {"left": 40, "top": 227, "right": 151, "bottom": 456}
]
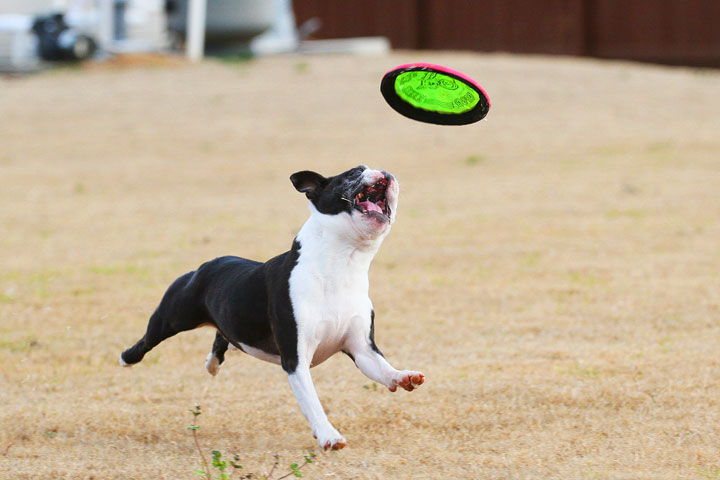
[
  {"left": 290, "top": 259, "right": 372, "bottom": 366},
  {"left": 289, "top": 219, "right": 378, "bottom": 367}
]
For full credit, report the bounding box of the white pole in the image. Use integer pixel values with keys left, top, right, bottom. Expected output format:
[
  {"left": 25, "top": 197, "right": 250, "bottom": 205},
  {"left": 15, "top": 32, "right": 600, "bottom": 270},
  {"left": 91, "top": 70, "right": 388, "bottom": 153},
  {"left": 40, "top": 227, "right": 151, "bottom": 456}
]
[
  {"left": 186, "top": 0, "right": 207, "bottom": 61},
  {"left": 98, "top": 0, "right": 114, "bottom": 52}
]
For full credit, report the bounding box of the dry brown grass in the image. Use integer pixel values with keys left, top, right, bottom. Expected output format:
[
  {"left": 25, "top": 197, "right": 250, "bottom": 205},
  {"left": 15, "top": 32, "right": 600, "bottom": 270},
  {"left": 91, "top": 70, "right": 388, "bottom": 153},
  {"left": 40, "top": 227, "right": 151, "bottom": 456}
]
[{"left": 1, "top": 51, "right": 719, "bottom": 479}]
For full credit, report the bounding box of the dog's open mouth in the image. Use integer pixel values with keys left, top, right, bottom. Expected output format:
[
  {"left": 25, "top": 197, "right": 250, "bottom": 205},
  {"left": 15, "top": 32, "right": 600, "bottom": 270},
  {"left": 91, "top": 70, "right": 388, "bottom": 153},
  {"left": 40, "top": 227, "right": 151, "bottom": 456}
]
[{"left": 353, "top": 178, "right": 389, "bottom": 218}]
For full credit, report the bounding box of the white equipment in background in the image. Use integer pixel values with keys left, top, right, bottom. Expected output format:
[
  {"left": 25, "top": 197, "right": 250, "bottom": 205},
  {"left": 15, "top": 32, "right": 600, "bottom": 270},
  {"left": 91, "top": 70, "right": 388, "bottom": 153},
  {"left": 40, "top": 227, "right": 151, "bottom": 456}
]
[
  {"left": 0, "top": 0, "right": 296, "bottom": 70},
  {"left": 250, "top": 0, "right": 299, "bottom": 56},
  {"left": 94, "top": 0, "right": 168, "bottom": 53},
  {"left": 0, "top": 14, "right": 41, "bottom": 72},
  {"left": 0, "top": 0, "right": 168, "bottom": 61},
  {"left": 167, "top": 0, "right": 275, "bottom": 59}
]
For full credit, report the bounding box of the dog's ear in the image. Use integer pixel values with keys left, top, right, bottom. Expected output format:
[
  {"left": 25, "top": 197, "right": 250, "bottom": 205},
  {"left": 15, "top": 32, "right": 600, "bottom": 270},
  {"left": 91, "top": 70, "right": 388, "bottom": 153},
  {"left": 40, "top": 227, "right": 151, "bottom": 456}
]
[{"left": 290, "top": 171, "right": 328, "bottom": 199}]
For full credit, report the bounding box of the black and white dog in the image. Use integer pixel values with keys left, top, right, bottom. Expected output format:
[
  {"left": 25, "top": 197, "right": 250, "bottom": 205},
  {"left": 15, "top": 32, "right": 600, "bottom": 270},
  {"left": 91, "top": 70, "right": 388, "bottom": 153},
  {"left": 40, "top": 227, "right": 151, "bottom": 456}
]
[{"left": 120, "top": 166, "right": 424, "bottom": 450}]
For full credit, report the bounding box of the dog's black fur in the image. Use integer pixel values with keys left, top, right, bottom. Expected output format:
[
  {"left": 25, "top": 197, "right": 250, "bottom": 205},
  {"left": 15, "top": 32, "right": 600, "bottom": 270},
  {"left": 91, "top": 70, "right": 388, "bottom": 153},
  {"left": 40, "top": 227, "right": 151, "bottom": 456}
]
[{"left": 121, "top": 166, "right": 374, "bottom": 375}]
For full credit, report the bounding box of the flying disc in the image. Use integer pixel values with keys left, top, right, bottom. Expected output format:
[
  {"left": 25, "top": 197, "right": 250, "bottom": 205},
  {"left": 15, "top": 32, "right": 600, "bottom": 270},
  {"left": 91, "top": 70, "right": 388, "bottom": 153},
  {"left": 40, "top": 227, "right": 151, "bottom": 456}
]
[{"left": 381, "top": 63, "right": 491, "bottom": 126}]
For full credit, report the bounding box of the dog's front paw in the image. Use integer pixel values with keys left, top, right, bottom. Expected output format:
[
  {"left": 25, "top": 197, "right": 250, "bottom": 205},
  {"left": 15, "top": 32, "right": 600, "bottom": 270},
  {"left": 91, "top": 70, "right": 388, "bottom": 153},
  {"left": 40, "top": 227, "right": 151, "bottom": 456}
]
[
  {"left": 313, "top": 427, "right": 347, "bottom": 451},
  {"left": 389, "top": 371, "right": 425, "bottom": 392}
]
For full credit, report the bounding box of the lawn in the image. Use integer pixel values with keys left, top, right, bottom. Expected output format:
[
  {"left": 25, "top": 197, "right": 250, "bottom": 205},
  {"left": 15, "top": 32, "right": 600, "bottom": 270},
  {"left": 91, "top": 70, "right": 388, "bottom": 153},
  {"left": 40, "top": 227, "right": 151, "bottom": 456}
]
[{"left": 1, "top": 51, "right": 719, "bottom": 479}]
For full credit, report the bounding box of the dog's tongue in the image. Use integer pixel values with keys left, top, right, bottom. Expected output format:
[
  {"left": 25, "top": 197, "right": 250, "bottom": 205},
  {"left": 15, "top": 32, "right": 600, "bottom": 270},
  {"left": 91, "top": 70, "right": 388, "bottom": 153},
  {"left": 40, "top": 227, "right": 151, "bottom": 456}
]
[{"left": 360, "top": 201, "right": 382, "bottom": 214}]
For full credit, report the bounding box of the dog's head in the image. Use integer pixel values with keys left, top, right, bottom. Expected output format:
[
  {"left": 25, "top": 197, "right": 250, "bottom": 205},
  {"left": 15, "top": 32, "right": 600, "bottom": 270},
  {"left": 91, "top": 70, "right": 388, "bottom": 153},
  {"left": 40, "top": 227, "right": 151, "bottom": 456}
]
[{"left": 290, "top": 165, "right": 399, "bottom": 240}]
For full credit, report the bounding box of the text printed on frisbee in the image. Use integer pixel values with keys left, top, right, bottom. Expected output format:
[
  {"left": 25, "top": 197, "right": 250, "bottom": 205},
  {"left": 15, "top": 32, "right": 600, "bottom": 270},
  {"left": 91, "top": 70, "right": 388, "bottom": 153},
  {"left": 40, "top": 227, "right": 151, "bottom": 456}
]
[{"left": 395, "top": 71, "right": 480, "bottom": 114}]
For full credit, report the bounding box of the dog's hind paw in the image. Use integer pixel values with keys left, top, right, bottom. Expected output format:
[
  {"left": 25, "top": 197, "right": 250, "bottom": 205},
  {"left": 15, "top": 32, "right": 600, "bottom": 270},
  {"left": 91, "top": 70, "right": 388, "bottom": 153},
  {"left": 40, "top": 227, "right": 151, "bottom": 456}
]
[
  {"left": 119, "top": 354, "right": 132, "bottom": 367},
  {"left": 389, "top": 371, "right": 424, "bottom": 392},
  {"left": 205, "top": 353, "right": 220, "bottom": 376}
]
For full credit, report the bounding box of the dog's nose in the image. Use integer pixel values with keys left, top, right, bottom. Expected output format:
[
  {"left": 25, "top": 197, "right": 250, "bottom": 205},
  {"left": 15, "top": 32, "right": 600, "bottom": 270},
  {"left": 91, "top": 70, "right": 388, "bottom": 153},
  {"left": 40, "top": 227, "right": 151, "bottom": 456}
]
[{"left": 365, "top": 170, "right": 386, "bottom": 184}]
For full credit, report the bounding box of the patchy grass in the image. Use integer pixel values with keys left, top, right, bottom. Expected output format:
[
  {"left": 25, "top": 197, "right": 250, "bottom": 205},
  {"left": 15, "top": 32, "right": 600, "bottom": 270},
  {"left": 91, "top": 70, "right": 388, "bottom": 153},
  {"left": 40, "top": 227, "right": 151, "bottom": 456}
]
[
  {"left": 89, "top": 263, "right": 150, "bottom": 278},
  {"left": 463, "top": 154, "right": 486, "bottom": 166},
  {"left": 1, "top": 52, "right": 719, "bottom": 479},
  {"left": 0, "top": 335, "right": 40, "bottom": 353},
  {"left": 563, "top": 362, "right": 600, "bottom": 378},
  {"left": 293, "top": 61, "right": 310, "bottom": 74}
]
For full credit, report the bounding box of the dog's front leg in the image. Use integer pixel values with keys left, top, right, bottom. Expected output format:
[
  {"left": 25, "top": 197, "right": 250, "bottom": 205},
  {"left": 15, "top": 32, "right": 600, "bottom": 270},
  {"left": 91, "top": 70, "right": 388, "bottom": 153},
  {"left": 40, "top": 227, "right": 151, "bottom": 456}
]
[
  {"left": 287, "top": 363, "right": 347, "bottom": 450},
  {"left": 347, "top": 340, "right": 425, "bottom": 392}
]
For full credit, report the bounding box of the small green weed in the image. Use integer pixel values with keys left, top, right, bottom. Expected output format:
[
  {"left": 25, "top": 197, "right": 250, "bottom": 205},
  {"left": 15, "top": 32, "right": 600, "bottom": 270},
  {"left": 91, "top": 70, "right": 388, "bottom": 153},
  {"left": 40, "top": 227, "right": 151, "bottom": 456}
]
[{"left": 188, "top": 405, "right": 317, "bottom": 479}]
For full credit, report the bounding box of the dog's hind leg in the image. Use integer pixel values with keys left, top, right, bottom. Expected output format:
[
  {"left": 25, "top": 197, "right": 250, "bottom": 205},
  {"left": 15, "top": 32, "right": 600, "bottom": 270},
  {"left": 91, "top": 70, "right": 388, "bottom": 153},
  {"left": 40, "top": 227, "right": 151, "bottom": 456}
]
[
  {"left": 120, "top": 309, "right": 168, "bottom": 366},
  {"left": 120, "top": 271, "right": 207, "bottom": 366},
  {"left": 205, "top": 331, "right": 229, "bottom": 376},
  {"left": 120, "top": 333, "right": 150, "bottom": 366}
]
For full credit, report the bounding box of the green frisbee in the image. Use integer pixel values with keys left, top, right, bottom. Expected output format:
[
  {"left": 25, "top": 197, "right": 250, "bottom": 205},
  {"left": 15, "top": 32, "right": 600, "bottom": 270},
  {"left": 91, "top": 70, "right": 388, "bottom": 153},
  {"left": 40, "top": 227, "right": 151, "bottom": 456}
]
[{"left": 381, "top": 63, "right": 491, "bottom": 125}]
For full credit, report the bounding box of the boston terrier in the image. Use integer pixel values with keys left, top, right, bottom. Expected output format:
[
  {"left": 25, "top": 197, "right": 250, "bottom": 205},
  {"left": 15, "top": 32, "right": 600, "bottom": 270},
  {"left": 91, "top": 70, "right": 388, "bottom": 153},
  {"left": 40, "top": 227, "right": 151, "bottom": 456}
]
[{"left": 120, "top": 166, "right": 425, "bottom": 450}]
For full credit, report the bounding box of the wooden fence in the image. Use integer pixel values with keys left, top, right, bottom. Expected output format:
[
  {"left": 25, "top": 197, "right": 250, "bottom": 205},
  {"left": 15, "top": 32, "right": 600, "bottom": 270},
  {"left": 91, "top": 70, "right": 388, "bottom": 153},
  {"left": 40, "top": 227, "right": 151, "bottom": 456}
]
[{"left": 293, "top": 0, "right": 720, "bottom": 67}]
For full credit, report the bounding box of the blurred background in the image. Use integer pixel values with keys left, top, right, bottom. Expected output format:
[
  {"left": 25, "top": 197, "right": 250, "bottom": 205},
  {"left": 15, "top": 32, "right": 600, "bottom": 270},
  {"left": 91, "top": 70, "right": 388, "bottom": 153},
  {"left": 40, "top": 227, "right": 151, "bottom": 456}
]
[{"left": 2, "top": 0, "right": 720, "bottom": 71}]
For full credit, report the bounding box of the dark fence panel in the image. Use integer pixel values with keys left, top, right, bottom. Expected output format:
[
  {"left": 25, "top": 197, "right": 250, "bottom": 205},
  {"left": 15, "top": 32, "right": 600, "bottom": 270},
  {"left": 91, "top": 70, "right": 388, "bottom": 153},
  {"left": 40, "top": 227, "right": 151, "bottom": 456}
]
[
  {"left": 588, "top": 0, "right": 720, "bottom": 66},
  {"left": 293, "top": 0, "right": 421, "bottom": 49},
  {"left": 293, "top": 0, "right": 720, "bottom": 67},
  {"left": 418, "top": 0, "right": 586, "bottom": 54}
]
